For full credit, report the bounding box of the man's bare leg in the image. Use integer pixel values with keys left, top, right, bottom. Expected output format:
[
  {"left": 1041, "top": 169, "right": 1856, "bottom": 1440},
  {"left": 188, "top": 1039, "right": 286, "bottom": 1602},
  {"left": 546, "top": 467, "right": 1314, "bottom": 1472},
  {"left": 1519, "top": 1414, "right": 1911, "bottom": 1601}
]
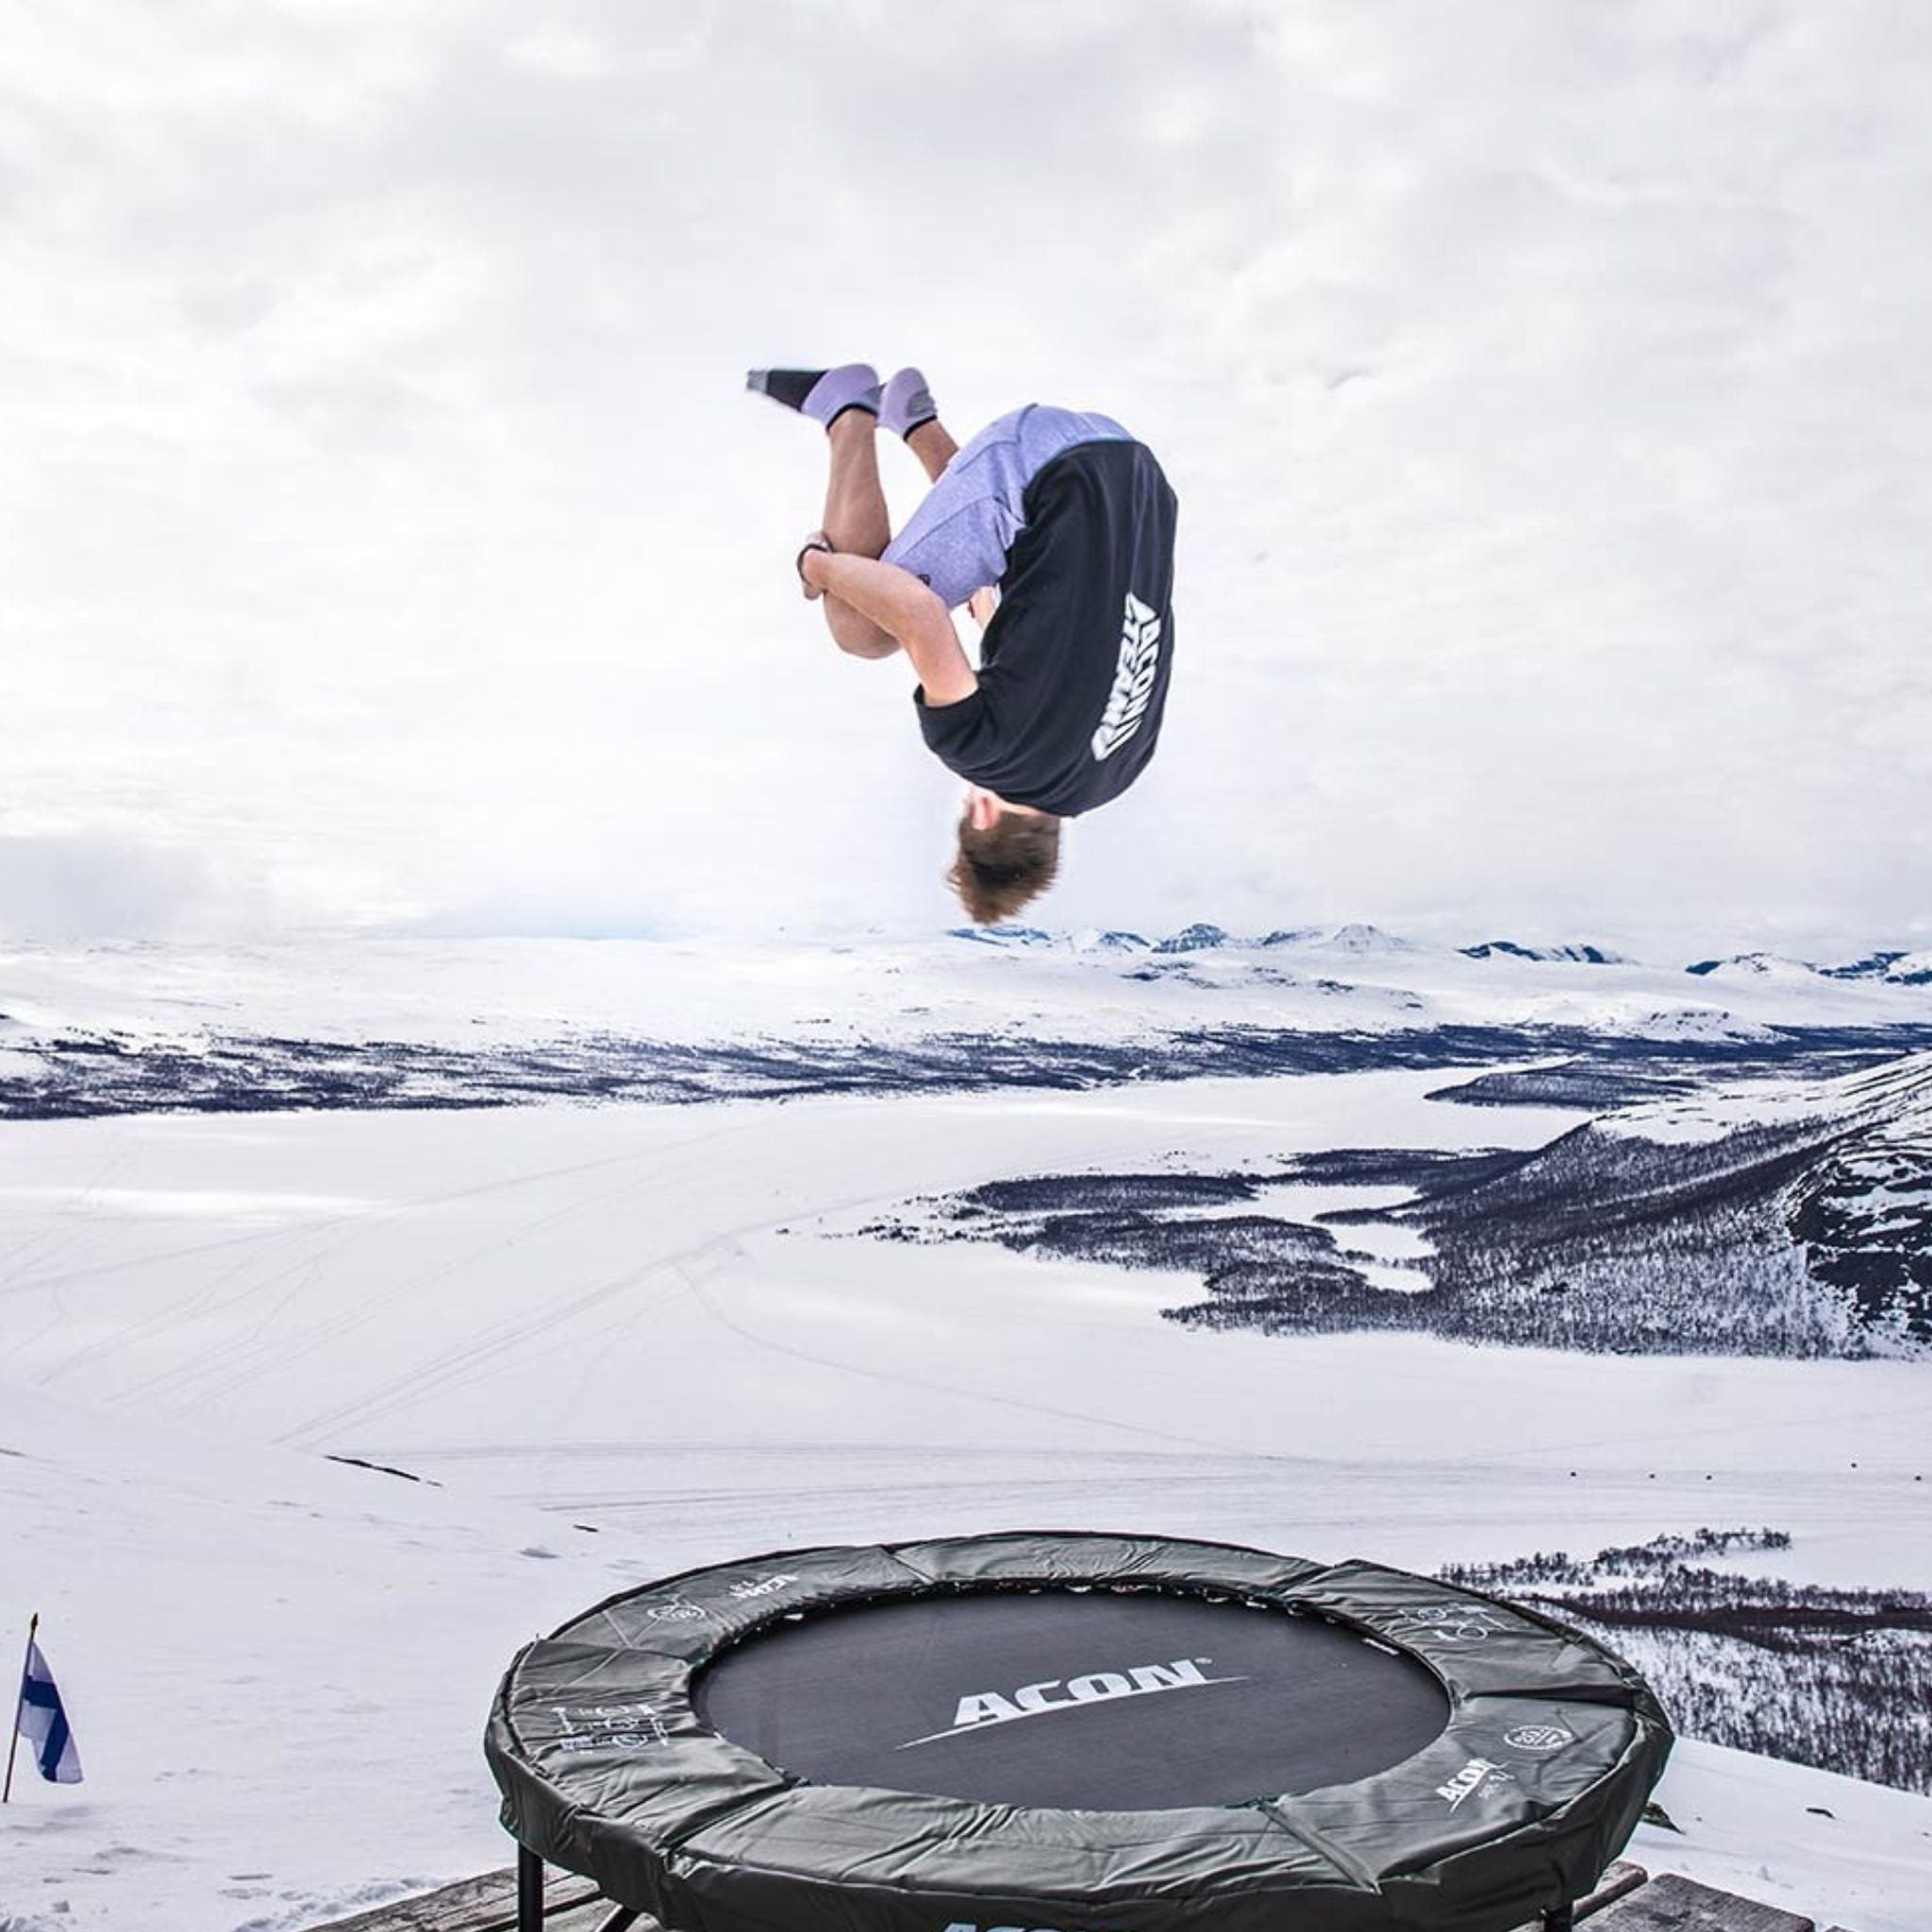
[
  {"left": 824, "top": 410, "right": 891, "bottom": 558},
  {"left": 819, "top": 412, "right": 898, "bottom": 658},
  {"left": 907, "top": 418, "right": 959, "bottom": 484}
]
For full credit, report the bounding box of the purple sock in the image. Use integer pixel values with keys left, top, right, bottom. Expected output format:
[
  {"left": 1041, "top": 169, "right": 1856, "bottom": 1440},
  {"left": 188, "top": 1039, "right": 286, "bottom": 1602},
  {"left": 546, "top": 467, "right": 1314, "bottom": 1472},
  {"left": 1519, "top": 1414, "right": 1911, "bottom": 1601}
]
[
  {"left": 746, "top": 363, "right": 881, "bottom": 428},
  {"left": 880, "top": 366, "right": 938, "bottom": 440}
]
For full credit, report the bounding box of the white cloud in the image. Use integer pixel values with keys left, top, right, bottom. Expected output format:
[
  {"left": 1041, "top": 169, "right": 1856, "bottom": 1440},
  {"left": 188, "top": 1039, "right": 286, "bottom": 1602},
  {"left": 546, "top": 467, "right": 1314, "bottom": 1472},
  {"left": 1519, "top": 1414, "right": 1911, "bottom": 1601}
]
[
  {"left": 0, "top": 832, "right": 211, "bottom": 940},
  {"left": 2, "top": 0, "right": 1928, "bottom": 950}
]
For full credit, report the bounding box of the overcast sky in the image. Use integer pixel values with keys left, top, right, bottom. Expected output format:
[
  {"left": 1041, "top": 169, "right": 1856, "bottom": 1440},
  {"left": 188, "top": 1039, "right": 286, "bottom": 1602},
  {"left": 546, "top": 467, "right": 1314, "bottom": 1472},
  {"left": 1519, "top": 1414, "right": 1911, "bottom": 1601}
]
[{"left": 5, "top": 1, "right": 1929, "bottom": 955}]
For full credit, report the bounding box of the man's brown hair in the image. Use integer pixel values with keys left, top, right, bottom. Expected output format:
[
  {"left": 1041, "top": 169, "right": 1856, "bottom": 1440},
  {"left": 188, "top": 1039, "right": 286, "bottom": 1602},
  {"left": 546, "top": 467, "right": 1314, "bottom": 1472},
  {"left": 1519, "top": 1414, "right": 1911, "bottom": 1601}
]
[{"left": 947, "top": 809, "right": 1063, "bottom": 924}]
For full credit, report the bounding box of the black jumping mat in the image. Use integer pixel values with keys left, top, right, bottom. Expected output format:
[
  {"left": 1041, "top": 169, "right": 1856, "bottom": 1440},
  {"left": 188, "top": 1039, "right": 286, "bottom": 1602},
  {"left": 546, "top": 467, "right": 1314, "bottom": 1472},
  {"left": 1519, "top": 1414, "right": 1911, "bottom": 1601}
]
[{"left": 695, "top": 1585, "right": 1450, "bottom": 1808}]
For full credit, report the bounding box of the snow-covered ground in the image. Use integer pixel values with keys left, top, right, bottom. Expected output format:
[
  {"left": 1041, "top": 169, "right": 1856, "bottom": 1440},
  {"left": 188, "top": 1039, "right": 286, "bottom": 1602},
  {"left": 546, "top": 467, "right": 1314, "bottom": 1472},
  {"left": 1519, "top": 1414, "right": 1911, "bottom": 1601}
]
[
  {"left": 3, "top": 945, "right": 1929, "bottom": 1932},
  {"left": 5, "top": 1371, "right": 1929, "bottom": 1932}
]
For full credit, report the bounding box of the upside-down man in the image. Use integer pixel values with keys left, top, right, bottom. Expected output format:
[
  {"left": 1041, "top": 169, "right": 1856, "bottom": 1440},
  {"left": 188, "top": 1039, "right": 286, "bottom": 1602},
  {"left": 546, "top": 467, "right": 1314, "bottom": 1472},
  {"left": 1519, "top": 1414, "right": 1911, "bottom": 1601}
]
[{"left": 748, "top": 364, "right": 1178, "bottom": 924}]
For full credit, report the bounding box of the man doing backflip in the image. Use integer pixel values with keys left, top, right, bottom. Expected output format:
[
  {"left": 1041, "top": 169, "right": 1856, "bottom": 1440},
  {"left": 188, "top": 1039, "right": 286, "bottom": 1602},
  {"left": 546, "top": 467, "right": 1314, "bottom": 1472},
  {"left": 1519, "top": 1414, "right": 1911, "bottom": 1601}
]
[{"left": 748, "top": 364, "right": 1178, "bottom": 924}]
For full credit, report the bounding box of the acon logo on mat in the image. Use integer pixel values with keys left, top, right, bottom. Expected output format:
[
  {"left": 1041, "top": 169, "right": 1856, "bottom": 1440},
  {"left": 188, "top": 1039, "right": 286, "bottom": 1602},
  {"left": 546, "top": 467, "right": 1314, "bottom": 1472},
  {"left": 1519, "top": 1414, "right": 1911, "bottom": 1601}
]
[
  {"left": 900, "top": 1657, "right": 1245, "bottom": 1749},
  {"left": 726, "top": 1572, "right": 801, "bottom": 1603},
  {"left": 642, "top": 1596, "right": 708, "bottom": 1623},
  {"left": 1381, "top": 1604, "right": 1513, "bottom": 1646},
  {"left": 551, "top": 1702, "right": 671, "bottom": 1755},
  {"left": 1436, "top": 1757, "right": 1517, "bottom": 1809},
  {"left": 1502, "top": 1723, "right": 1575, "bottom": 1755}
]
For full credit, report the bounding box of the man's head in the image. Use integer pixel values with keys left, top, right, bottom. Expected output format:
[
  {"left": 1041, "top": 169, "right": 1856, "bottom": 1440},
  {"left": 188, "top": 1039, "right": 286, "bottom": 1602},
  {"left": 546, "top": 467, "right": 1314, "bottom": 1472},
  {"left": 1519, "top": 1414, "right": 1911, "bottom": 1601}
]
[{"left": 948, "top": 788, "right": 1062, "bottom": 924}]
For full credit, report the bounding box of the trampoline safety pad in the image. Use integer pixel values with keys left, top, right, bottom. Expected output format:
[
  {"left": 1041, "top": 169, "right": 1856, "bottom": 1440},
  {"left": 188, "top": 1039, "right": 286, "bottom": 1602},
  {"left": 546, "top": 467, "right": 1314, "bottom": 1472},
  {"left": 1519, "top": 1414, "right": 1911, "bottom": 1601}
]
[{"left": 487, "top": 1531, "right": 1673, "bottom": 1932}]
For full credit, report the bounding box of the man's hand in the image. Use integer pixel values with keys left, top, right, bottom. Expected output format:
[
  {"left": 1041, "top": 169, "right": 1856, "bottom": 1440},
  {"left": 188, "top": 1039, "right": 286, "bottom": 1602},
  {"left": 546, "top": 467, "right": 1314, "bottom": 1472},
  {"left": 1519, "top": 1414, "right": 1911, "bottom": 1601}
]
[{"left": 796, "top": 531, "right": 832, "bottom": 601}]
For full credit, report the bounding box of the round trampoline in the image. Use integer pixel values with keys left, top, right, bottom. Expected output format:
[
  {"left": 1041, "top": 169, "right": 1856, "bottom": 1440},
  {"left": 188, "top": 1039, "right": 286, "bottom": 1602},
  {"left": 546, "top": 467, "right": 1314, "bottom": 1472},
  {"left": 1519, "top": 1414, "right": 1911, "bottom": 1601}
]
[{"left": 487, "top": 1532, "right": 1672, "bottom": 1932}]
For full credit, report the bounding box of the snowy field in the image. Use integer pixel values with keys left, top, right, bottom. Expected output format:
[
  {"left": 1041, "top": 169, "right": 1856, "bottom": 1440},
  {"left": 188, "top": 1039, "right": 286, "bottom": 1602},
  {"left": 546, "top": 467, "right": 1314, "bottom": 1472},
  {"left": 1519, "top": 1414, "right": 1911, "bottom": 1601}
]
[{"left": 3, "top": 1035, "right": 1930, "bottom": 1932}]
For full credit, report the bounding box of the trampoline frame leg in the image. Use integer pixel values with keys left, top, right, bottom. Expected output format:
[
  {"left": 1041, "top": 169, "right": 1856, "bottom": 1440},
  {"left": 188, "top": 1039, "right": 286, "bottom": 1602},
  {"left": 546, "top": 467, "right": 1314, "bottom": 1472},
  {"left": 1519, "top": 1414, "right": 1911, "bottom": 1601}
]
[
  {"left": 595, "top": 1909, "right": 641, "bottom": 1932},
  {"left": 517, "top": 1843, "right": 544, "bottom": 1930}
]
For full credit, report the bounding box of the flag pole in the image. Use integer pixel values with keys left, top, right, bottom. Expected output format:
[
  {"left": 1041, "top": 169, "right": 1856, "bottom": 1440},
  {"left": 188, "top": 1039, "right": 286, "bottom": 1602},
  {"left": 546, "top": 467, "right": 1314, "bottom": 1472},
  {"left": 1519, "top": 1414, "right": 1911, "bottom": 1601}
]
[{"left": 2, "top": 1612, "right": 36, "bottom": 1804}]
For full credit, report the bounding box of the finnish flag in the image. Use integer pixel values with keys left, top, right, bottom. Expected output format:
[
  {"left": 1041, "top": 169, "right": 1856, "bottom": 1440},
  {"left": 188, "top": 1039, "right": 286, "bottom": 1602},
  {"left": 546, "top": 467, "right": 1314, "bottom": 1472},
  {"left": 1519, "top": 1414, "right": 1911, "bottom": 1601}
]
[{"left": 17, "top": 1637, "right": 83, "bottom": 1785}]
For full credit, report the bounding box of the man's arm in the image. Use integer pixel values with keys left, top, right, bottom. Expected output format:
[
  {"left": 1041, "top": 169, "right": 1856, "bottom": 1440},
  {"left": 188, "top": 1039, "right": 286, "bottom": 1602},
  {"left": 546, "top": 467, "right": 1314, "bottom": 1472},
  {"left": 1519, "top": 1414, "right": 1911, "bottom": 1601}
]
[{"left": 804, "top": 550, "right": 980, "bottom": 705}]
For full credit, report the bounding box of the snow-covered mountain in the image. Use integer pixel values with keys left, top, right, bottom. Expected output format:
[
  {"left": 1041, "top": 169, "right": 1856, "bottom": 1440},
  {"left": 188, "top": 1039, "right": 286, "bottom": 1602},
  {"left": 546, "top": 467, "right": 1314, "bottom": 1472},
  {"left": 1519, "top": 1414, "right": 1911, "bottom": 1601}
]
[
  {"left": 1152, "top": 921, "right": 1235, "bottom": 952},
  {"left": 874, "top": 1051, "right": 1932, "bottom": 1360},
  {"left": 1604, "top": 1052, "right": 1932, "bottom": 1347},
  {"left": 960, "top": 922, "right": 1925, "bottom": 983},
  {"left": 914, "top": 924, "right": 1932, "bottom": 1030},
  {"left": 3, "top": 930, "right": 1930, "bottom": 1124},
  {"left": 1687, "top": 952, "right": 1831, "bottom": 981},
  {"left": 1461, "top": 940, "right": 1626, "bottom": 965},
  {"left": 1444, "top": 1052, "right": 1932, "bottom": 1353},
  {"left": 3, "top": 929, "right": 1930, "bottom": 1058},
  {"left": 1690, "top": 947, "right": 1932, "bottom": 987},
  {"left": 1789, "top": 1058, "right": 1932, "bottom": 1345},
  {"left": 1821, "top": 949, "right": 1932, "bottom": 986}
]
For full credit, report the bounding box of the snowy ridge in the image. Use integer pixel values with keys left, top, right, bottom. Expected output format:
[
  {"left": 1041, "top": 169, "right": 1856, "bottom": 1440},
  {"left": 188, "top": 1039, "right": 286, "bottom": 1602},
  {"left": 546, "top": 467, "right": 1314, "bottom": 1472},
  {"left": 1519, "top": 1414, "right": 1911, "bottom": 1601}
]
[
  {"left": 1590, "top": 1053, "right": 1932, "bottom": 1348},
  {"left": 3, "top": 929, "right": 1932, "bottom": 1058},
  {"left": 1602, "top": 1049, "right": 1932, "bottom": 1146},
  {"left": 1461, "top": 941, "right": 1627, "bottom": 965},
  {"left": 891, "top": 1062, "right": 1932, "bottom": 1359},
  {"left": 1696, "top": 948, "right": 1932, "bottom": 988},
  {"left": 1786, "top": 1058, "right": 1932, "bottom": 1349},
  {"left": 1833, "top": 951, "right": 1932, "bottom": 986},
  {"left": 6, "top": 933, "right": 1932, "bottom": 1124}
]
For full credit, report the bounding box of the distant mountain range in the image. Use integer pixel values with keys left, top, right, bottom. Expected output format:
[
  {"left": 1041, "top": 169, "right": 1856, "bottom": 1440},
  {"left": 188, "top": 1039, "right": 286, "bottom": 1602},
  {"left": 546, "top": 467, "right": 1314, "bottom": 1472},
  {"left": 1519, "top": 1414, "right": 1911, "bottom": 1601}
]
[
  {"left": 954, "top": 921, "right": 1930, "bottom": 981},
  {"left": 4, "top": 932, "right": 1931, "bottom": 1121},
  {"left": 1689, "top": 949, "right": 1932, "bottom": 986}
]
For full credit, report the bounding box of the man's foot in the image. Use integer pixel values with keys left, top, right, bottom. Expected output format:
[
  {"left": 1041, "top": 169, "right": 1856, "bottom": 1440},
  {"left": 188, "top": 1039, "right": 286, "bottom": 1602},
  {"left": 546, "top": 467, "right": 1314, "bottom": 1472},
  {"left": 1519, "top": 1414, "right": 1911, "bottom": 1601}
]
[
  {"left": 746, "top": 364, "right": 880, "bottom": 429},
  {"left": 879, "top": 365, "right": 938, "bottom": 441}
]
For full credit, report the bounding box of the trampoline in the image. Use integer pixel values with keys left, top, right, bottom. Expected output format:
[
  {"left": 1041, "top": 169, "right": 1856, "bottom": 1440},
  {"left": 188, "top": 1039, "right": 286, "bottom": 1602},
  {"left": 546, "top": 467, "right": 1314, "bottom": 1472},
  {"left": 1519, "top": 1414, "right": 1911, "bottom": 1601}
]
[{"left": 487, "top": 1532, "right": 1672, "bottom": 1932}]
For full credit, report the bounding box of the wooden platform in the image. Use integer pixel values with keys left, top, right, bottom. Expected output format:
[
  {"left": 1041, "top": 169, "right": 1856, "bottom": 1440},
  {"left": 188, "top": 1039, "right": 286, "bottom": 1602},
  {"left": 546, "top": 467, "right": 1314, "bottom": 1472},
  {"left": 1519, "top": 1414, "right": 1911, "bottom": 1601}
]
[
  {"left": 306, "top": 1867, "right": 610, "bottom": 1932},
  {"left": 1589, "top": 1873, "right": 1826, "bottom": 1931},
  {"left": 303, "top": 1857, "right": 1857, "bottom": 1932}
]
